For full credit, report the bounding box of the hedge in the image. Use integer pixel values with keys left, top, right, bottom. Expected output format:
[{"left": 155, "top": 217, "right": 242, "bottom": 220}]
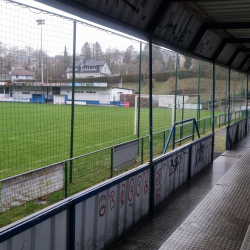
[{"left": 41, "top": 69, "right": 215, "bottom": 84}]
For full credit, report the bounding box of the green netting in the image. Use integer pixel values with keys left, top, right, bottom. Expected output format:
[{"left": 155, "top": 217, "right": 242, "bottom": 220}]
[{"left": 0, "top": 0, "right": 249, "bottom": 228}]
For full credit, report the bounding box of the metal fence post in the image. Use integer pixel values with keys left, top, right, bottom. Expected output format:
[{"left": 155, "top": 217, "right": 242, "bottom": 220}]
[
  {"left": 172, "top": 125, "right": 176, "bottom": 150},
  {"left": 70, "top": 20, "right": 77, "bottom": 183},
  {"left": 65, "top": 161, "right": 68, "bottom": 198},
  {"left": 210, "top": 94, "right": 212, "bottom": 127},
  {"left": 141, "top": 137, "right": 144, "bottom": 164},
  {"left": 192, "top": 121, "right": 195, "bottom": 141},
  {"left": 203, "top": 119, "right": 205, "bottom": 135},
  {"left": 111, "top": 147, "right": 114, "bottom": 178},
  {"left": 163, "top": 131, "right": 166, "bottom": 151}
]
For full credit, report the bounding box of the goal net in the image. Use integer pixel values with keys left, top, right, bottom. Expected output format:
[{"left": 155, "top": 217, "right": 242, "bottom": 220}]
[{"left": 53, "top": 95, "right": 65, "bottom": 105}]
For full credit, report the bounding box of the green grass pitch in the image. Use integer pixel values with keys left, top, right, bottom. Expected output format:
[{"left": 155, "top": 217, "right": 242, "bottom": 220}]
[{"left": 0, "top": 102, "right": 223, "bottom": 180}]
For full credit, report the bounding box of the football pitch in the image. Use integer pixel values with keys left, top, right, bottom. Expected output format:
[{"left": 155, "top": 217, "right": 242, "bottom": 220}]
[{"left": 0, "top": 102, "right": 222, "bottom": 179}]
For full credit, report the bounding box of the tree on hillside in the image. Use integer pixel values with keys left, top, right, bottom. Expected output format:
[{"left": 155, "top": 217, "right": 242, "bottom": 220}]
[
  {"left": 81, "top": 42, "right": 92, "bottom": 60},
  {"left": 167, "top": 56, "right": 175, "bottom": 71},
  {"left": 184, "top": 56, "right": 192, "bottom": 70},
  {"left": 123, "top": 45, "right": 135, "bottom": 63},
  {"left": 5, "top": 46, "right": 19, "bottom": 71},
  {"left": 0, "top": 42, "right": 6, "bottom": 68},
  {"left": 93, "top": 42, "right": 103, "bottom": 61},
  {"left": 63, "top": 46, "right": 71, "bottom": 72}
]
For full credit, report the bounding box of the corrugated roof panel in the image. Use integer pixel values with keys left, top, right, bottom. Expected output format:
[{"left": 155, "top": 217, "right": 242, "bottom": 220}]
[
  {"left": 194, "top": 30, "right": 223, "bottom": 59},
  {"left": 226, "top": 29, "right": 250, "bottom": 38},
  {"left": 231, "top": 52, "right": 246, "bottom": 68},
  {"left": 197, "top": 1, "right": 250, "bottom": 22},
  {"left": 75, "top": 0, "right": 162, "bottom": 30},
  {"left": 242, "top": 58, "right": 250, "bottom": 71},
  {"left": 217, "top": 44, "right": 237, "bottom": 64},
  {"left": 154, "top": 2, "right": 202, "bottom": 49}
]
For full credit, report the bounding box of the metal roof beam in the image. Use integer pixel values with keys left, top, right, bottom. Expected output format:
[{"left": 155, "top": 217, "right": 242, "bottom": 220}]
[
  {"left": 228, "top": 48, "right": 250, "bottom": 66},
  {"left": 228, "top": 49, "right": 240, "bottom": 66},
  {"left": 240, "top": 56, "right": 250, "bottom": 70},
  {"left": 211, "top": 40, "right": 227, "bottom": 62},
  {"left": 205, "top": 22, "right": 250, "bottom": 30},
  {"left": 188, "top": 23, "right": 207, "bottom": 51},
  {"left": 224, "top": 38, "right": 250, "bottom": 43},
  {"left": 145, "top": 1, "right": 172, "bottom": 34}
]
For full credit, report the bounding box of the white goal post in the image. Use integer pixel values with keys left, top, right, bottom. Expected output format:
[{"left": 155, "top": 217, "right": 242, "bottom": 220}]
[{"left": 133, "top": 94, "right": 179, "bottom": 135}]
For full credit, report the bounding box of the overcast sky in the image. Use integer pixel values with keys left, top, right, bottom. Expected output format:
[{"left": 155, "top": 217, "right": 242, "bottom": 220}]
[{"left": 0, "top": 0, "right": 146, "bottom": 56}]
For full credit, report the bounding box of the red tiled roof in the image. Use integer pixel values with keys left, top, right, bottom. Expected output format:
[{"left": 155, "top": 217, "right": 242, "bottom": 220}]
[{"left": 11, "top": 70, "right": 35, "bottom": 76}]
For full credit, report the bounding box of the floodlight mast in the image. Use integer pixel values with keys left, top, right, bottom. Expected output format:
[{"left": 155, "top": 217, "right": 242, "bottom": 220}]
[{"left": 36, "top": 19, "right": 45, "bottom": 84}]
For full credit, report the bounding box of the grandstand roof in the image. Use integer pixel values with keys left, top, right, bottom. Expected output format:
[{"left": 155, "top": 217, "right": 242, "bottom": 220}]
[{"left": 35, "top": 0, "right": 250, "bottom": 73}]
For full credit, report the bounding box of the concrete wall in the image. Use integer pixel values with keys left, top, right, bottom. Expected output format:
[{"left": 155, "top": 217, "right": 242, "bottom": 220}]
[{"left": 0, "top": 163, "right": 63, "bottom": 212}]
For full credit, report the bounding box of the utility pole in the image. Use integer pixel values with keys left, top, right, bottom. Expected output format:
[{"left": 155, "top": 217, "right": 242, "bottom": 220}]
[{"left": 36, "top": 19, "right": 45, "bottom": 84}]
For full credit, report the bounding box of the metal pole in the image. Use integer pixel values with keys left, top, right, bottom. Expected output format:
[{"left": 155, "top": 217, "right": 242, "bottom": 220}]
[
  {"left": 41, "top": 23, "right": 43, "bottom": 84},
  {"left": 149, "top": 40, "right": 153, "bottom": 163},
  {"left": 228, "top": 68, "right": 231, "bottom": 126},
  {"left": 225, "top": 69, "right": 228, "bottom": 114},
  {"left": 137, "top": 42, "right": 142, "bottom": 139},
  {"left": 180, "top": 95, "right": 184, "bottom": 145},
  {"left": 247, "top": 74, "right": 249, "bottom": 118},
  {"left": 197, "top": 61, "right": 201, "bottom": 128},
  {"left": 233, "top": 72, "right": 237, "bottom": 112},
  {"left": 36, "top": 19, "right": 45, "bottom": 83},
  {"left": 240, "top": 75, "right": 244, "bottom": 117},
  {"left": 174, "top": 53, "right": 178, "bottom": 123},
  {"left": 70, "top": 21, "right": 76, "bottom": 183},
  {"left": 149, "top": 38, "right": 154, "bottom": 211},
  {"left": 212, "top": 62, "right": 216, "bottom": 161},
  {"left": 210, "top": 94, "right": 212, "bottom": 127}
]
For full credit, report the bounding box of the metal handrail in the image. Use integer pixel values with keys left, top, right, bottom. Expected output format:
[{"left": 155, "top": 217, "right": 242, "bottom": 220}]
[{"left": 163, "top": 118, "right": 200, "bottom": 154}]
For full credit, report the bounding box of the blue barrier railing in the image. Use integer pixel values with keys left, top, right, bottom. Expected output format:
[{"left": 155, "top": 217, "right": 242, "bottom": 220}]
[{"left": 163, "top": 118, "right": 200, "bottom": 154}]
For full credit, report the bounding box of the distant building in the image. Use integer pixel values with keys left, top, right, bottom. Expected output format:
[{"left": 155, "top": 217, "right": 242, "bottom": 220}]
[
  {"left": 66, "top": 60, "right": 112, "bottom": 78},
  {"left": 0, "top": 69, "right": 11, "bottom": 81},
  {"left": 11, "top": 70, "right": 35, "bottom": 81}
]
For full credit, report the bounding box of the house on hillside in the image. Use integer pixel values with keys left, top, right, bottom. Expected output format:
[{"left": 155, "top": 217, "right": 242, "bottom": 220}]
[
  {"left": 65, "top": 60, "right": 112, "bottom": 78},
  {"left": 11, "top": 70, "right": 35, "bottom": 81}
]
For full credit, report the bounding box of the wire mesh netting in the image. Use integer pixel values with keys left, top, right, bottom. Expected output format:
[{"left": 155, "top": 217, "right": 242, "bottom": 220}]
[{"left": 0, "top": 0, "right": 249, "bottom": 228}]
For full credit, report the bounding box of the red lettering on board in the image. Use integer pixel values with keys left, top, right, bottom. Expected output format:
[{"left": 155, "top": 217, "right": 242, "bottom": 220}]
[
  {"left": 99, "top": 195, "right": 106, "bottom": 217},
  {"left": 128, "top": 178, "right": 134, "bottom": 202},
  {"left": 121, "top": 183, "right": 125, "bottom": 206},
  {"left": 155, "top": 168, "right": 162, "bottom": 205},
  {"left": 144, "top": 170, "right": 149, "bottom": 194},
  {"left": 136, "top": 175, "right": 142, "bottom": 197},
  {"left": 109, "top": 191, "right": 115, "bottom": 210}
]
